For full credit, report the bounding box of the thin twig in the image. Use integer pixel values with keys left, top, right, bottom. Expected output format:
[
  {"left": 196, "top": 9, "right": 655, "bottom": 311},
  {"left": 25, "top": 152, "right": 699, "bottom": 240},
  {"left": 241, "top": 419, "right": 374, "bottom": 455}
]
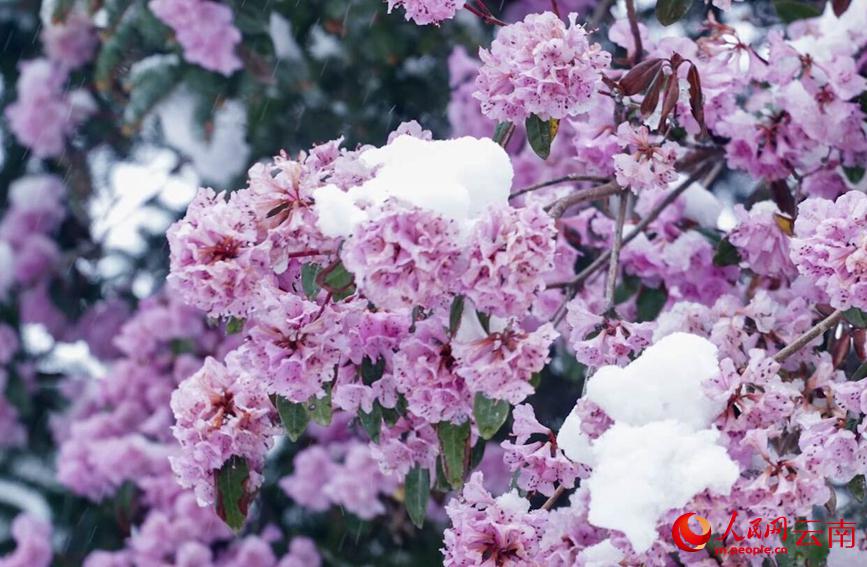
[
  {"left": 548, "top": 161, "right": 722, "bottom": 325},
  {"left": 625, "top": 0, "right": 643, "bottom": 65},
  {"left": 773, "top": 310, "right": 845, "bottom": 363},
  {"left": 546, "top": 181, "right": 621, "bottom": 218},
  {"left": 542, "top": 485, "right": 567, "bottom": 511},
  {"left": 605, "top": 190, "right": 631, "bottom": 312},
  {"left": 511, "top": 174, "right": 611, "bottom": 200}
]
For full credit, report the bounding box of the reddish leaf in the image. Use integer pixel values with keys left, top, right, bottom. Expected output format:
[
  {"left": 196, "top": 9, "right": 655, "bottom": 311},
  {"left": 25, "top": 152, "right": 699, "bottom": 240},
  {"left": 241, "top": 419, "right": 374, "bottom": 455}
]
[
  {"left": 640, "top": 70, "right": 664, "bottom": 116},
  {"left": 658, "top": 74, "right": 680, "bottom": 131},
  {"left": 854, "top": 328, "right": 867, "bottom": 361},
  {"left": 620, "top": 58, "right": 663, "bottom": 96},
  {"left": 832, "top": 0, "right": 852, "bottom": 16},
  {"left": 770, "top": 180, "right": 797, "bottom": 218},
  {"left": 687, "top": 64, "right": 706, "bottom": 133},
  {"left": 832, "top": 330, "right": 851, "bottom": 368}
]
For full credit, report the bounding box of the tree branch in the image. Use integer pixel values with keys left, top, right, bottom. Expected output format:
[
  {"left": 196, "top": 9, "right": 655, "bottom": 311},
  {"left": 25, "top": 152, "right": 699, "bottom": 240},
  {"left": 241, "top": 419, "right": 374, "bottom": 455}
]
[
  {"left": 511, "top": 174, "right": 611, "bottom": 200},
  {"left": 625, "top": 0, "right": 643, "bottom": 65},
  {"left": 604, "top": 189, "right": 631, "bottom": 312},
  {"left": 545, "top": 181, "right": 621, "bottom": 218},
  {"left": 773, "top": 309, "right": 845, "bottom": 363},
  {"left": 541, "top": 485, "right": 567, "bottom": 511}
]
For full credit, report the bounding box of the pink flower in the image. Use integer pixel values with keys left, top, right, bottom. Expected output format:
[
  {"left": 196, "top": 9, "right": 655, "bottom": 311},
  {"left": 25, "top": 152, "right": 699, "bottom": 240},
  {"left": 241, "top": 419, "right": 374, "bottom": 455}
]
[
  {"left": 501, "top": 405, "right": 580, "bottom": 496},
  {"left": 791, "top": 191, "right": 867, "bottom": 311},
  {"left": 443, "top": 472, "right": 546, "bottom": 566},
  {"left": 149, "top": 0, "right": 243, "bottom": 76},
  {"left": 241, "top": 289, "right": 344, "bottom": 403},
  {"left": 170, "top": 354, "right": 278, "bottom": 506},
  {"left": 392, "top": 316, "right": 472, "bottom": 424},
  {"left": 385, "top": 0, "right": 459, "bottom": 25},
  {"left": 612, "top": 123, "right": 679, "bottom": 193},
  {"left": 0, "top": 514, "right": 52, "bottom": 567},
  {"left": 566, "top": 298, "right": 653, "bottom": 369},
  {"left": 5, "top": 59, "right": 94, "bottom": 158},
  {"left": 475, "top": 12, "right": 610, "bottom": 122},
  {"left": 341, "top": 203, "right": 465, "bottom": 311},
  {"left": 42, "top": 12, "right": 98, "bottom": 70},
  {"left": 167, "top": 188, "right": 265, "bottom": 318},
  {"left": 454, "top": 320, "right": 557, "bottom": 404},
  {"left": 728, "top": 201, "right": 797, "bottom": 279},
  {"left": 461, "top": 205, "right": 557, "bottom": 318}
]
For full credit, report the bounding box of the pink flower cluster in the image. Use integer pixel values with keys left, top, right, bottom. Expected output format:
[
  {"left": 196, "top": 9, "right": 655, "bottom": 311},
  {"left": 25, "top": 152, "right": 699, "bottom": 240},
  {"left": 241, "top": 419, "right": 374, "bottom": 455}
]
[
  {"left": 791, "top": 191, "right": 867, "bottom": 311},
  {"left": 475, "top": 12, "right": 610, "bottom": 122},
  {"left": 385, "top": 0, "right": 459, "bottom": 25},
  {"left": 149, "top": 0, "right": 243, "bottom": 76},
  {"left": 5, "top": 59, "right": 94, "bottom": 158}
]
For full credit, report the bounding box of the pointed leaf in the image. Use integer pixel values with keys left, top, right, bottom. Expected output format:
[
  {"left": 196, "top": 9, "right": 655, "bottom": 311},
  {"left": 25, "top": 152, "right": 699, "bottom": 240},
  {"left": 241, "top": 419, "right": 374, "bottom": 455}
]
[
  {"left": 686, "top": 64, "right": 705, "bottom": 132},
  {"left": 619, "top": 58, "right": 663, "bottom": 96},
  {"left": 639, "top": 69, "right": 663, "bottom": 116},
  {"left": 359, "top": 402, "right": 383, "bottom": 442},
  {"left": 832, "top": 0, "right": 852, "bottom": 16},
  {"left": 404, "top": 466, "right": 431, "bottom": 528},
  {"left": 301, "top": 263, "right": 321, "bottom": 299},
  {"left": 658, "top": 74, "right": 680, "bottom": 131},
  {"left": 636, "top": 286, "right": 668, "bottom": 322},
  {"left": 437, "top": 420, "right": 471, "bottom": 490},
  {"left": 473, "top": 393, "right": 510, "bottom": 440},
  {"left": 308, "top": 385, "right": 332, "bottom": 426},
  {"left": 525, "top": 115, "right": 559, "bottom": 160},
  {"left": 492, "top": 121, "right": 515, "bottom": 147},
  {"left": 272, "top": 395, "right": 309, "bottom": 441},
  {"left": 215, "top": 456, "right": 252, "bottom": 531},
  {"left": 449, "top": 295, "right": 465, "bottom": 337},
  {"left": 770, "top": 180, "right": 797, "bottom": 218},
  {"left": 656, "top": 0, "right": 693, "bottom": 25}
]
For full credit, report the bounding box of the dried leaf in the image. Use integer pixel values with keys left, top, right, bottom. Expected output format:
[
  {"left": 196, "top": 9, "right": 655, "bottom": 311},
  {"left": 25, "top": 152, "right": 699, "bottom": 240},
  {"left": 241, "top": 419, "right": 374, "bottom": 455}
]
[
  {"left": 773, "top": 213, "right": 795, "bottom": 237},
  {"left": 619, "top": 58, "right": 664, "bottom": 96},
  {"left": 687, "top": 64, "right": 706, "bottom": 133},
  {"left": 640, "top": 70, "right": 663, "bottom": 116},
  {"left": 832, "top": 0, "right": 852, "bottom": 15},
  {"left": 658, "top": 74, "right": 680, "bottom": 131}
]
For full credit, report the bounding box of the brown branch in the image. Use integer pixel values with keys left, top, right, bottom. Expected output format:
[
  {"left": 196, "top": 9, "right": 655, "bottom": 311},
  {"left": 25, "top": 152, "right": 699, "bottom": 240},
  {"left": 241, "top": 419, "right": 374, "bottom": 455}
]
[
  {"left": 773, "top": 309, "right": 845, "bottom": 363},
  {"left": 545, "top": 181, "right": 621, "bottom": 218},
  {"left": 511, "top": 175, "right": 611, "bottom": 200},
  {"left": 605, "top": 189, "right": 631, "bottom": 312},
  {"left": 542, "top": 485, "right": 567, "bottom": 511},
  {"left": 548, "top": 161, "right": 722, "bottom": 324},
  {"left": 625, "top": 0, "right": 643, "bottom": 65}
]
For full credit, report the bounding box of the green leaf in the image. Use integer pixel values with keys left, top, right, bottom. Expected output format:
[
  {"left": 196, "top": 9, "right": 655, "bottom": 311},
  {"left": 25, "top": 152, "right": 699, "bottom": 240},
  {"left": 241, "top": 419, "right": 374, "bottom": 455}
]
[
  {"left": 843, "top": 166, "right": 865, "bottom": 184},
  {"left": 215, "top": 456, "right": 252, "bottom": 531},
  {"left": 636, "top": 286, "right": 668, "bottom": 323},
  {"left": 713, "top": 237, "right": 742, "bottom": 267},
  {"left": 359, "top": 402, "right": 383, "bottom": 442},
  {"left": 613, "top": 275, "right": 641, "bottom": 305},
  {"left": 525, "top": 114, "right": 559, "bottom": 160},
  {"left": 308, "top": 385, "right": 332, "bottom": 426},
  {"left": 473, "top": 393, "right": 510, "bottom": 440},
  {"left": 404, "top": 466, "right": 430, "bottom": 528},
  {"left": 124, "top": 60, "right": 180, "bottom": 131},
  {"left": 272, "top": 395, "right": 309, "bottom": 441},
  {"left": 844, "top": 308, "right": 867, "bottom": 328},
  {"left": 301, "top": 263, "right": 322, "bottom": 299},
  {"left": 655, "top": 0, "right": 693, "bottom": 25},
  {"left": 776, "top": 523, "right": 830, "bottom": 566},
  {"left": 850, "top": 474, "right": 866, "bottom": 502},
  {"left": 773, "top": 0, "right": 823, "bottom": 23},
  {"left": 492, "top": 122, "right": 514, "bottom": 147},
  {"left": 449, "top": 295, "right": 465, "bottom": 337},
  {"left": 319, "top": 261, "right": 355, "bottom": 301},
  {"left": 360, "top": 356, "right": 386, "bottom": 385},
  {"left": 437, "top": 420, "right": 471, "bottom": 490},
  {"left": 225, "top": 317, "right": 244, "bottom": 335},
  {"left": 470, "top": 439, "right": 486, "bottom": 470},
  {"left": 853, "top": 361, "right": 867, "bottom": 381}
]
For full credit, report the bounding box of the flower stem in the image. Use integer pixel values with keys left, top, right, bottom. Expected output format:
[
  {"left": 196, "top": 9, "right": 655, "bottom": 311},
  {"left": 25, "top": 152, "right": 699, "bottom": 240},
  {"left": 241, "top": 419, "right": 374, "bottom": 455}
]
[{"left": 604, "top": 189, "right": 631, "bottom": 312}]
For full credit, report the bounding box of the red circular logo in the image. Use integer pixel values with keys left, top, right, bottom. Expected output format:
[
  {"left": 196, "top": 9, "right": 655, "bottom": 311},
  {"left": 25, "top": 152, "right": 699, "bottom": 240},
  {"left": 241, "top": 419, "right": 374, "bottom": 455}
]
[{"left": 672, "top": 512, "right": 712, "bottom": 552}]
